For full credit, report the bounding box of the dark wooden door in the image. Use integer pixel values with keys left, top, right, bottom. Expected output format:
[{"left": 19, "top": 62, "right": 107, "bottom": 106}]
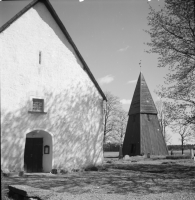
[{"left": 24, "top": 138, "right": 43, "bottom": 172}]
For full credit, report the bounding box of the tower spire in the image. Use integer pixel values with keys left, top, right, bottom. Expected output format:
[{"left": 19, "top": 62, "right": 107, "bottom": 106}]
[
  {"left": 128, "top": 73, "right": 157, "bottom": 115},
  {"left": 139, "top": 60, "right": 142, "bottom": 72}
]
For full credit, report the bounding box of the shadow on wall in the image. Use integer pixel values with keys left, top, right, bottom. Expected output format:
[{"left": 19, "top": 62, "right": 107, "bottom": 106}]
[{"left": 1, "top": 81, "right": 104, "bottom": 172}]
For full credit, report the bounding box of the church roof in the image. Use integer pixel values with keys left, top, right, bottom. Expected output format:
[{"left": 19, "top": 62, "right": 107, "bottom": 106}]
[
  {"left": 128, "top": 72, "right": 158, "bottom": 115},
  {"left": 0, "top": 0, "right": 107, "bottom": 101}
]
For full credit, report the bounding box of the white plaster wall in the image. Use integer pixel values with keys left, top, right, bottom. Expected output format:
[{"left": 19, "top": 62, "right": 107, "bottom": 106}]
[{"left": 0, "top": 2, "right": 104, "bottom": 172}]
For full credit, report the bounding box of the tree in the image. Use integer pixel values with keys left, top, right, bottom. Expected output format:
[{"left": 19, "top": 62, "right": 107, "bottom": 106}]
[
  {"left": 111, "top": 109, "right": 128, "bottom": 158},
  {"left": 103, "top": 92, "right": 129, "bottom": 158},
  {"left": 113, "top": 109, "right": 128, "bottom": 144},
  {"left": 103, "top": 91, "right": 122, "bottom": 144},
  {"left": 172, "top": 123, "right": 195, "bottom": 154},
  {"left": 146, "top": 0, "right": 195, "bottom": 125},
  {"left": 155, "top": 99, "right": 172, "bottom": 144}
]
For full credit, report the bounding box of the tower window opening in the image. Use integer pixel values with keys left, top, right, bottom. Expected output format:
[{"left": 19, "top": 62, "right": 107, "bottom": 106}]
[{"left": 147, "top": 114, "right": 151, "bottom": 121}]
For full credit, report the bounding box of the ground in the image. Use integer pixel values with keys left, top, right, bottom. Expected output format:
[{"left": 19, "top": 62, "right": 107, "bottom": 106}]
[{"left": 2, "top": 151, "right": 195, "bottom": 200}]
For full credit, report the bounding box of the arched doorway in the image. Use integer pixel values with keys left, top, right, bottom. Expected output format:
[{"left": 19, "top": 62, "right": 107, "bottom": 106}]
[{"left": 24, "top": 130, "right": 52, "bottom": 172}]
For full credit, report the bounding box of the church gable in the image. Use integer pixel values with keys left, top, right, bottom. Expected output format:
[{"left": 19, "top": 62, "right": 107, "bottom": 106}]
[{"left": 0, "top": 0, "right": 106, "bottom": 101}]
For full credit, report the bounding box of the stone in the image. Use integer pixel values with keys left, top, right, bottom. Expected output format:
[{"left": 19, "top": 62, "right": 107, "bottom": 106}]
[
  {"left": 84, "top": 166, "right": 98, "bottom": 171},
  {"left": 2, "top": 169, "right": 10, "bottom": 177},
  {"left": 60, "top": 169, "right": 68, "bottom": 174},
  {"left": 51, "top": 169, "right": 57, "bottom": 174},
  {"left": 19, "top": 171, "right": 24, "bottom": 177},
  {"left": 123, "top": 155, "right": 130, "bottom": 160},
  {"left": 8, "top": 185, "right": 56, "bottom": 200}
]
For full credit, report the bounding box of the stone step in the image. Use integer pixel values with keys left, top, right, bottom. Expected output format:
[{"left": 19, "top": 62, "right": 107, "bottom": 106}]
[{"left": 8, "top": 185, "right": 56, "bottom": 200}]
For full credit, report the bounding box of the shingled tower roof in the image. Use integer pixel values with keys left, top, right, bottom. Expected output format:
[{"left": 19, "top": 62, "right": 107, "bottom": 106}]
[{"left": 128, "top": 72, "right": 157, "bottom": 115}]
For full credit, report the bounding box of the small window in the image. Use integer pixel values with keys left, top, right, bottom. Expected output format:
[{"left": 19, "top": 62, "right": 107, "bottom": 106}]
[
  {"left": 39, "top": 51, "right": 42, "bottom": 64},
  {"left": 32, "top": 98, "right": 44, "bottom": 112},
  {"left": 147, "top": 114, "right": 151, "bottom": 121}
]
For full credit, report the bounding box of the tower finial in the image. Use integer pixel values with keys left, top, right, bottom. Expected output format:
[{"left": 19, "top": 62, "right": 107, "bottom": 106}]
[{"left": 139, "top": 60, "right": 142, "bottom": 72}]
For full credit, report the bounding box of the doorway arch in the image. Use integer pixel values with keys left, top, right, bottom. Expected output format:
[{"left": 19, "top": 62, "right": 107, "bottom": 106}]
[{"left": 24, "top": 130, "right": 53, "bottom": 172}]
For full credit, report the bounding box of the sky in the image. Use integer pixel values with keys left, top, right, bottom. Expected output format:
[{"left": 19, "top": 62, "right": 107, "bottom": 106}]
[{"left": 0, "top": 0, "right": 187, "bottom": 145}]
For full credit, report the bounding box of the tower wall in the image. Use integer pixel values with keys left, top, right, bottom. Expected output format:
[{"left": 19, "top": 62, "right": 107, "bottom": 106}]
[
  {"left": 122, "top": 114, "right": 140, "bottom": 156},
  {"left": 140, "top": 114, "right": 168, "bottom": 155}
]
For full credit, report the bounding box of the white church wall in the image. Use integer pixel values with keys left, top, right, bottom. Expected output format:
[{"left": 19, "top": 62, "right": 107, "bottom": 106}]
[{"left": 0, "top": 2, "right": 104, "bottom": 172}]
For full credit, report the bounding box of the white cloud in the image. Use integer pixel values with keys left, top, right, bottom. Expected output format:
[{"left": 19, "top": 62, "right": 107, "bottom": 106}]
[
  {"left": 79, "top": 0, "right": 84, "bottom": 2},
  {"left": 120, "top": 99, "right": 132, "bottom": 105},
  {"left": 98, "top": 75, "right": 114, "bottom": 85},
  {"left": 118, "top": 45, "right": 129, "bottom": 52},
  {"left": 127, "top": 80, "right": 136, "bottom": 84}
]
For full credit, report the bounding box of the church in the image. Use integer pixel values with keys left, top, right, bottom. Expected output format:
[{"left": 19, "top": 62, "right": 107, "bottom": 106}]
[{"left": 0, "top": 0, "right": 106, "bottom": 173}]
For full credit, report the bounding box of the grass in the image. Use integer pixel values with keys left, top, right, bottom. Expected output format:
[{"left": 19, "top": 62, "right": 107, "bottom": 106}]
[
  {"left": 104, "top": 149, "right": 192, "bottom": 158},
  {"left": 1, "top": 171, "right": 12, "bottom": 200},
  {"left": 2, "top": 158, "right": 195, "bottom": 199},
  {"left": 2, "top": 150, "right": 194, "bottom": 199}
]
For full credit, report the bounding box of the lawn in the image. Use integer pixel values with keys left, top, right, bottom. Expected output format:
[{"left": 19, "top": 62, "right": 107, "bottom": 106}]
[
  {"left": 104, "top": 149, "right": 192, "bottom": 158},
  {"left": 2, "top": 155, "right": 195, "bottom": 200}
]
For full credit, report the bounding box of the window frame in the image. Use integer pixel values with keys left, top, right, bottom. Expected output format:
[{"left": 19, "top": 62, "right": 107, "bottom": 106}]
[
  {"left": 32, "top": 98, "right": 44, "bottom": 112},
  {"left": 28, "top": 97, "right": 47, "bottom": 114}
]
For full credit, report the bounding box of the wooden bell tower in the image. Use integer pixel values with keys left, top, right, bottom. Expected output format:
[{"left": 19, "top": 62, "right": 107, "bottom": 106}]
[{"left": 122, "top": 72, "right": 168, "bottom": 156}]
